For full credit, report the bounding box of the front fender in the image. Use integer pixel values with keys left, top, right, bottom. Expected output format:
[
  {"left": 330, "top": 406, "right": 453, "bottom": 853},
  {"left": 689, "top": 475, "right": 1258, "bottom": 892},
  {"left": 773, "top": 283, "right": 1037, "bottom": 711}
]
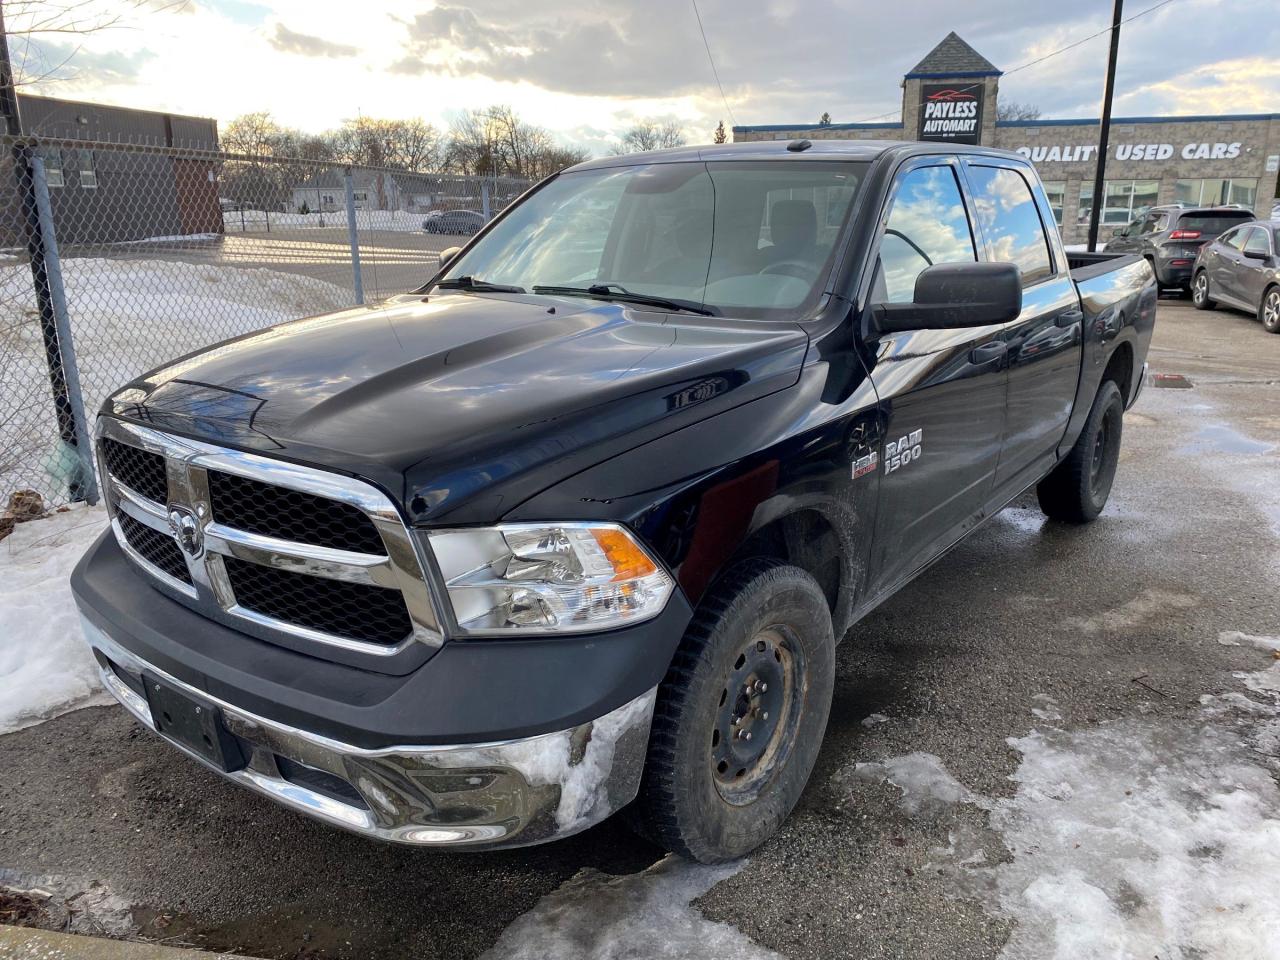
[{"left": 504, "top": 362, "right": 881, "bottom": 637}]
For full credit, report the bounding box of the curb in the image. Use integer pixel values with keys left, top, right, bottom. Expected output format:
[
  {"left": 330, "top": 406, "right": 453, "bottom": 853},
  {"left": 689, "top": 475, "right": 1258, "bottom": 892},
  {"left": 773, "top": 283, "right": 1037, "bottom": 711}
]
[{"left": 0, "top": 925, "right": 258, "bottom": 959}]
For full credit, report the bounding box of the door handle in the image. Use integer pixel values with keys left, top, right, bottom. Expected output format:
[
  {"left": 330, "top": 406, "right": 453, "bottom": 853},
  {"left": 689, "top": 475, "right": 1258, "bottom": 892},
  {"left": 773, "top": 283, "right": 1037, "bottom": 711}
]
[
  {"left": 1056, "top": 309, "right": 1084, "bottom": 328},
  {"left": 969, "top": 342, "right": 1008, "bottom": 365}
]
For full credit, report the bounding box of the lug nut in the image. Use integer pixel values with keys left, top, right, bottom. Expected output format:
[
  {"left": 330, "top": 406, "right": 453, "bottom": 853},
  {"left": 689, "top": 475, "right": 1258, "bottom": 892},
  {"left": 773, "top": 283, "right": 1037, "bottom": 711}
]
[
  {"left": 762, "top": 711, "right": 769, "bottom": 720},
  {"left": 737, "top": 730, "right": 752, "bottom": 742},
  {"left": 759, "top": 682, "right": 768, "bottom": 693}
]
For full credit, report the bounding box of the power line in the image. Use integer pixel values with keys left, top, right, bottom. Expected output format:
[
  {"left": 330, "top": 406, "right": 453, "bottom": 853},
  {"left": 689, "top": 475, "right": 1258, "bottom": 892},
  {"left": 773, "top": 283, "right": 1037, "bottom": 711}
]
[
  {"left": 847, "top": 0, "right": 1184, "bottom": 125},
  {"left": 691, "top": 0, "right": 736, "bottom": 128}
]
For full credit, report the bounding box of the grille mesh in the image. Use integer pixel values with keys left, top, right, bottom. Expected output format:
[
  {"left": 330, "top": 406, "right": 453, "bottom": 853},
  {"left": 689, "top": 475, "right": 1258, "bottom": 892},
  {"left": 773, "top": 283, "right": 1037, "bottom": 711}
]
[
  {"left": 118, "top": 511, "right": 192, "bottom": 585},
  {"left": 101, "top": 438, "right": 168, "bottom": 504},
  {"left": 223, "top": 557, "right": 411, "bottom": 646},
  {"left": 207, "top": 470, "right": 385, "bottom": 554}
]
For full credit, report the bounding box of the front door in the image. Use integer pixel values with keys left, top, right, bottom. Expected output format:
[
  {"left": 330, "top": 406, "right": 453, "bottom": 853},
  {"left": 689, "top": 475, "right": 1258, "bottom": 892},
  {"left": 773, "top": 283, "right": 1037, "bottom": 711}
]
[
  {"left": 961, "top": 161, "right": 1084, "bottom": 494},
  {"left": 863, "top": 159, "right": 1008, "bottom": 598}
]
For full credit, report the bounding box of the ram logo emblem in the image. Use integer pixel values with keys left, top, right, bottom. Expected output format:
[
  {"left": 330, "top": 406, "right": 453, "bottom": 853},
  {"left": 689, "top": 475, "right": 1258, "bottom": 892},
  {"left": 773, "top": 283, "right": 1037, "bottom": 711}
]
[{"left": 884, "top": 429, "right": 923, "bottom": 475}]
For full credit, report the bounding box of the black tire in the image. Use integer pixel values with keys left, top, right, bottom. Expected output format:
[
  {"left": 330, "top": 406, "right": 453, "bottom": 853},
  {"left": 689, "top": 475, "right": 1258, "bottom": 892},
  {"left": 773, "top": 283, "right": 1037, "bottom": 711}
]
[
  {"left": 631, "top": 558, "right": 835, "bottom": 863},
  {"left": 1037, "top": 379, "right": 1124, "bottom": 524},
  {"left": 1192, "top": 270, "right": 1216, "bottom": 310},
  {"left": 1261, "top": 286, "right": 1280, "bottom": 334}
]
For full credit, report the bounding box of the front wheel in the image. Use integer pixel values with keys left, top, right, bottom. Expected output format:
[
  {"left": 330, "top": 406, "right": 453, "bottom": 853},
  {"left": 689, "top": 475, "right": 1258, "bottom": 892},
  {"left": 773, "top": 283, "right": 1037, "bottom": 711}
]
[
  {"left": 1262, "top": 287, "right": 1280, "bottom": 334},
  {"left": 631, "top": 559, "right": 835, "bottom": 863},
  {"left": 1192, "top": 270, "right": 1216, "bottom": 310},
  {"left": 1037, "top": 380, "right": 1124, "bottom": 524}
]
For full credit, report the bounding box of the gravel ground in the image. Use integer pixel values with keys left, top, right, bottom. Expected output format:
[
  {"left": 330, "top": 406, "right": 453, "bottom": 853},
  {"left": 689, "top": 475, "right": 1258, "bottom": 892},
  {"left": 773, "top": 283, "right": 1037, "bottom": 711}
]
[{"left": 1, "top": 297, "right": 1277, "bottom": 959}]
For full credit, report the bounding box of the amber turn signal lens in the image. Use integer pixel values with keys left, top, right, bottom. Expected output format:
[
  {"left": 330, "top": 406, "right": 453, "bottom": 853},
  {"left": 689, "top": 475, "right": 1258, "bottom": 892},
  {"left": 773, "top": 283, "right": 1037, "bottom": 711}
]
[{"left": 591, "top": 527, "right": 658, "bottom": 581}]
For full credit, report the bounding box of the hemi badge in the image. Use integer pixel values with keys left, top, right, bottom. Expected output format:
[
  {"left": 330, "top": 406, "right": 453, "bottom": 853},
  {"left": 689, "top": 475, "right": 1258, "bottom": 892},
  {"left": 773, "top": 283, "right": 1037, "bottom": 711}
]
[{"left": 852, "top": 451, "right": 878, "bottom": 479}]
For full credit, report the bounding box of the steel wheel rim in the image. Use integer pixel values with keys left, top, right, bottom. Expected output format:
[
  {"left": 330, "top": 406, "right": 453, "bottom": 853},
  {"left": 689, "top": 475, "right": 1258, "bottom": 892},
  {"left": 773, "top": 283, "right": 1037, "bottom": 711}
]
[
  {"left": 711, "top": 626, "right": 804, "bottom": 805},
  {"left": 1090, "top": 418, "right": 1109, "bottom": 486}
]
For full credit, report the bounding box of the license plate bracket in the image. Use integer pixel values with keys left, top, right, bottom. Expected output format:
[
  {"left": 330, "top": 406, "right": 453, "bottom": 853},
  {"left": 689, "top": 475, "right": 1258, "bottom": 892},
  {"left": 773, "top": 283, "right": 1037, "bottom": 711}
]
[{"left": 142, "top": 672, "right": 246, "bottom": 773}]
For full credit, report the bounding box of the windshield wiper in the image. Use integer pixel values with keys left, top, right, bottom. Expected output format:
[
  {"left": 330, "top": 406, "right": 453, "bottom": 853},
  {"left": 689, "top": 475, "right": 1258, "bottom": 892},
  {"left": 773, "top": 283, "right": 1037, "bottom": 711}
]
[
  {"left": 435, "top": 276, "right": 526, "bottom": 293},
  {"left": 531, "top": 283, "right": 717, "bottom": 316}
]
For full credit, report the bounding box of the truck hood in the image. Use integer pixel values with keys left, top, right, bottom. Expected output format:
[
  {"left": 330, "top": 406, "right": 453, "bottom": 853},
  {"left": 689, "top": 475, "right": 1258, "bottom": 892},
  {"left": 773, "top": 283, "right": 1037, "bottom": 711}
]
[{"left": 108, "top": 292, "right": 809, "bottom": 523}]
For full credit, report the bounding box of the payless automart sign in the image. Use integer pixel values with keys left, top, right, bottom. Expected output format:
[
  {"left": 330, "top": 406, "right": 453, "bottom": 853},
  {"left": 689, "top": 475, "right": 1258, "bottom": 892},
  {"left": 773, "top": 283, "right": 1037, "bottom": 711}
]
[{"left": 918, "top": 83, "right": 984, "bottom": 145}]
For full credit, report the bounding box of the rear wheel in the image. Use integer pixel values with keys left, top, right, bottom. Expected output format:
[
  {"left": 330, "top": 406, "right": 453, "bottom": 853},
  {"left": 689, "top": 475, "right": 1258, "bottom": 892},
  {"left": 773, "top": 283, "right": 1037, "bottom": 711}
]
[
  {"left": 631, "top": 559, "right": 834, "bottom": 863},
  {"left": 1262, "top": 286, "right": 1280, "bottom": 334},
  {"left": 1192, "top": 270, "right": 1216, "bottom": 310},
  {"left": 1037, "top": 380, "right": 1124, "bottom": 524}
]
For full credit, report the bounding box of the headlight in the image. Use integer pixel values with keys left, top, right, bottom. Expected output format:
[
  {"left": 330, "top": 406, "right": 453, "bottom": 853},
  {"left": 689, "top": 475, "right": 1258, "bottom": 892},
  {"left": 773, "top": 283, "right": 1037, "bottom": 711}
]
[{"left": 426, "top": 523, "right": 674, "bottom": 636}]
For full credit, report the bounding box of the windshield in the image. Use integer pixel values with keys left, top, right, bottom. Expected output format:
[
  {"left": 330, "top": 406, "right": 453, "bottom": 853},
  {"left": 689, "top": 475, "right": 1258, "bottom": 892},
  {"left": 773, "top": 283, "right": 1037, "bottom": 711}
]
[{"left": 433, "top": 160, "right": 867, "bottom": 319}]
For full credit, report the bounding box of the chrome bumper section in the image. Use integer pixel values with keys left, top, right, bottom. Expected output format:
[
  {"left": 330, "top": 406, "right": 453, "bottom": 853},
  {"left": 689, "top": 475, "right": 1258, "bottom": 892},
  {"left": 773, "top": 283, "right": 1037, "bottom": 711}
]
[{"left": 81, "top": 615, "right": 657, "bottom": 849}]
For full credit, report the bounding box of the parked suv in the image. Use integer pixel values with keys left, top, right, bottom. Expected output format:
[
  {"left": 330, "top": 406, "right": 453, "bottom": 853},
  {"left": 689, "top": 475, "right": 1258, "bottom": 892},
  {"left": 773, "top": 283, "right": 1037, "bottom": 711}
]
[
  {"left": 1192, "top": 220, "right": 1280, "bottom": 332},
  {"left": 1107, "top": 205, "right": 1256, "bottom": 291},
  {"left": 73, "top": 141, "right": 1155, "bottom": 862}
]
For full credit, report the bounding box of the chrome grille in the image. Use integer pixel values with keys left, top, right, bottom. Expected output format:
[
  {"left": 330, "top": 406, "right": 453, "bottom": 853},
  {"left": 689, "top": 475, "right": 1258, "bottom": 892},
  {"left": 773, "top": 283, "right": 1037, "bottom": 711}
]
[
  {"left": 95, "top": 418, "right": 442, "bottom": 657},
  {"left": 117, "top": 511, "right": 193, "bottom": 585},
  {"left": 207, "top": 470, "right": 385, "bottom": 554}
]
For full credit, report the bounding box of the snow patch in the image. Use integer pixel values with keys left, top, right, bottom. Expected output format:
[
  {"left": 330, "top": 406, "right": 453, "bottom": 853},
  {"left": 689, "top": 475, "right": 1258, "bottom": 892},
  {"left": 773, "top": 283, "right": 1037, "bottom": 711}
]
[
  {"left": 849, "top": 681, "right": 1280, "bottom": 958},
  {"left": 480, "top": 855, "right": 778, "bottom": 960},
  {"left": 0, "top": 506, "right": 111, "bottom": 734},
  {"left": 860, "top": 712, "right": 890, "bottom": 728},
  {"left": 1218, "top": 630, "right": 1280, "bottom": 652},
  {"left": 1062, "top": 587, "right": 1197, "bottom": 635},
  {"left": 1030, "top": 694, "right": 1063, "bottom": 722},
  {"left": 849, "top": 752, "right": 976, "bottom": 816}
]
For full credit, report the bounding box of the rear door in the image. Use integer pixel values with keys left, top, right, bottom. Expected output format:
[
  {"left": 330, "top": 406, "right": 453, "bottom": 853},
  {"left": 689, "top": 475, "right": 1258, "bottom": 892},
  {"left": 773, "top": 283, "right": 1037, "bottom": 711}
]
[
  {"left": 1210, "top": 226, "right": 1249, "bottom": 299},
  {"left": 962, "top": 160, "right": 1084, "bottom": 497},
  {"left": 1239, "top": 226, "right": 1275, "bottom": 308},
  {"left": 862, "top": 158, "right": 1008, "bottom": 597}
]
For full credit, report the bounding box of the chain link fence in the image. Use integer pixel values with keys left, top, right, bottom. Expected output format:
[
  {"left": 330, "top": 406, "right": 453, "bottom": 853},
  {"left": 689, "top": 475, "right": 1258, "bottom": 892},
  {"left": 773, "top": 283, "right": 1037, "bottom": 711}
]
[{"left": 0, "top": 134, "right": 531, "bottom": 516}]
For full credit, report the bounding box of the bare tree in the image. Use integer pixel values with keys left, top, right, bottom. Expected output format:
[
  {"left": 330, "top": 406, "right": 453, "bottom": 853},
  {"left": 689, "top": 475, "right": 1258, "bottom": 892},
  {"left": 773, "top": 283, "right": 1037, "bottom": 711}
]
[
  {"left": 328, "top": 117, "right": 442, "bottom": 172},
  {"left": 444, "top": 106, "right": 583, "bottom": 179},
  {"left": 818, "top": 112, "right": 832, "bottom": 127},
  {"left": 996, "top": 101, "right": 1042, "bottom": 122},
  {"left": 610, "top": 120, "right": 686, "bottom": 155}
]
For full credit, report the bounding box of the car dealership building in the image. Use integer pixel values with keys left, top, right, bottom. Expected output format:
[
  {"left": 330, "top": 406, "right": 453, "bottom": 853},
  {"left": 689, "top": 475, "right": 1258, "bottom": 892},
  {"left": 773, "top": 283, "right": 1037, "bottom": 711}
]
[{"left": 733, "top": 32, "right": 1280, "bottom": 246}]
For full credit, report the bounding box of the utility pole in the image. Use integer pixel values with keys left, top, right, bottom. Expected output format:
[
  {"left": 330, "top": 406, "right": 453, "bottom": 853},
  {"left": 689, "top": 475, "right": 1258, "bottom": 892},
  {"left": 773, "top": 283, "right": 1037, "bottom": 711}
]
[{"left": 1087, "top": 0, "right": 1124, "bottom": 252}]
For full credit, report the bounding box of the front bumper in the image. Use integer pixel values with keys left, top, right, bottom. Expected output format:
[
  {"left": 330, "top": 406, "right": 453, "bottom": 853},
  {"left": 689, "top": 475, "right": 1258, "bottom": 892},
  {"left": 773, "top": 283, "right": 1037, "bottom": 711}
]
[{"left": 82, "top": 614, "right": 657, "bottom": 848}]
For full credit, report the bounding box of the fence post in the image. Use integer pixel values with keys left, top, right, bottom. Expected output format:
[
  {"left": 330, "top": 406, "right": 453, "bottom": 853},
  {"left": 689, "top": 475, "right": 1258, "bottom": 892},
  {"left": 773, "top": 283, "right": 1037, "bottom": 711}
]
[
  {"left": 343, "top": 167, "right": 364, "bottom": 305},
  {"left": 28, "top": 151, "right": 98, "bottom": 504},
  {"left": 481, "top": 179, "right": 491, "bottom": 221}
]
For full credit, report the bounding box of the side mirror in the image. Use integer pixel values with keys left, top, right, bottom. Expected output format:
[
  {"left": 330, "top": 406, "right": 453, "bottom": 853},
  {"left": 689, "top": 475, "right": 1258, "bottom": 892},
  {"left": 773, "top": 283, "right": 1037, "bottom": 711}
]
[
  {"left": 1243, "top": 248, "right": 1270, "bottom": 261},
  {"left": 871, "top": 262, "right": 1022, "bottom": 334},
  {"left": 438, "top": 246, "right": 462, "bottom": 270}
]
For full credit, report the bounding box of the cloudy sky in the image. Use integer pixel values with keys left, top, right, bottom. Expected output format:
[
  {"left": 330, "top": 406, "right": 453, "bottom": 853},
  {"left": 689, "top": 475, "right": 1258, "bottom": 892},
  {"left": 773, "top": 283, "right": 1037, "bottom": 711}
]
[{"left": 13, "top": 0, "right": 1280, "bottom": 154}]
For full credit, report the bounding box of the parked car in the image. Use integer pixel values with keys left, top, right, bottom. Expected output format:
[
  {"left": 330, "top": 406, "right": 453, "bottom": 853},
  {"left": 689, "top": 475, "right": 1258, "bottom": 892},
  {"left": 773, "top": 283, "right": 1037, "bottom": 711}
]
[
  {"left": 1106, "top": 205, "right": 1256, "bottom": 291},
  {"left": 73, "top": 140, "right": 1155, "bottom": 863},
  {"left": 1191, "top": 220, "right": 1280, "bottom": 332},
  {"left": 423, "top": 209, "right": 486, "bottom": 236}
]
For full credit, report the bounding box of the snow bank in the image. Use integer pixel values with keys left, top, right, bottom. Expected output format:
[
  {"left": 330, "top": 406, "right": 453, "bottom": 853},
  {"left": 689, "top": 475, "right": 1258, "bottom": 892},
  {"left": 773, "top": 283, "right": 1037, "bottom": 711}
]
[
  {"left": 846, "top": 655, "right": 1280, "bottom": 959},
  {"left": 0, "top": 506, "right": 111, "bottom": 734},
  {"left": 223, "top": 209, "right": 430, "bottom": 233},
  {"left": 481, "top": 855, "right": 778, "bottom": 960},
  {"left": 2, "top": 258, "right": 352, "bottom": 499}
]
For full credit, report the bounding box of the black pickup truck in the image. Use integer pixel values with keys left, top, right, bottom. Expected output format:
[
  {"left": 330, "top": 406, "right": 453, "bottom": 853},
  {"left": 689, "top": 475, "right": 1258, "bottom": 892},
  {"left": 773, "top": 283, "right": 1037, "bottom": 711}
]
[{"left": 72, "top": 140, "right": 1155, "bottom": 863}]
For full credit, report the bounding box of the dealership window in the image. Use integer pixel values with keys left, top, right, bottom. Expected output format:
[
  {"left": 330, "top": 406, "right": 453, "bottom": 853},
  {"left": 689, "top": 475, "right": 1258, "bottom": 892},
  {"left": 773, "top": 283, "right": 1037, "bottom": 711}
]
[
  {"left": 876, "top": 166, "right": 976, "bottom": 303},
  {"left": 967, "top": 165, "right": 1053, "bottom": 285},
  {"left": 1041, "top": 180, "right": 1065, "bottom": 225},
  {"left": 1174, "top": 178, "right": 1257, "bottom": 208},
  {"left": 40, "top": 148, "right": 64, "bottom": 188},
  {"left": 75, "top": 150, "right": 96, "bottom": 190},
  {"left": 1078, "top": 180, "right": 1159, "bottom": 225}
]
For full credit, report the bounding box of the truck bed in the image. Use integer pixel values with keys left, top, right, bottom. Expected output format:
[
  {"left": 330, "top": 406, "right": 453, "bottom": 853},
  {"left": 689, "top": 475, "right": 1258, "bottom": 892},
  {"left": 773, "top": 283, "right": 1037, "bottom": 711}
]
[{"left": 1067, "top": 249, "right": 1143, "bottom": 283}]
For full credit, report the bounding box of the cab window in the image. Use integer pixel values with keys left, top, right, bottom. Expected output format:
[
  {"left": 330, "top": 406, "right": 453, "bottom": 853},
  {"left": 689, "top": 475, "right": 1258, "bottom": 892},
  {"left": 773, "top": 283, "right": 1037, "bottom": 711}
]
[
  {"left": 966, "top": 165, "right": 1054, "bottom": 285},
  {"left": 876, "top": 166, "right": 976, "bottom": 303}
]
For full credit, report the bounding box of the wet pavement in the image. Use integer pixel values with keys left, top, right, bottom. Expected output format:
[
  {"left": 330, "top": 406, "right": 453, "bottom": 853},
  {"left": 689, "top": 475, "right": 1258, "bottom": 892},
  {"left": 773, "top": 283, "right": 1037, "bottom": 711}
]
[{"left": 2, "top": 297, "right": 1278, "bottom": 959}]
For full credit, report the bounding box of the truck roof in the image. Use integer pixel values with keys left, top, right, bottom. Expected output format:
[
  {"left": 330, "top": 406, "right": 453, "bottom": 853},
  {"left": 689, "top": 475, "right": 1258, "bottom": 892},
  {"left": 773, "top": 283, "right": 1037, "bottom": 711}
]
[{"left": 567, "top": 139, "right": 1030, "bottom": 172}]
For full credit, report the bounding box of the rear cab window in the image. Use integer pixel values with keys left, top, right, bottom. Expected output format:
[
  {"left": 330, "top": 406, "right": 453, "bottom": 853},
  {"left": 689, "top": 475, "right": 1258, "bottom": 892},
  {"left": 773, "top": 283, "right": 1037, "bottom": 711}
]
[{"left": 966, "top": 165, "right": 1054, "bottom": 286}]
